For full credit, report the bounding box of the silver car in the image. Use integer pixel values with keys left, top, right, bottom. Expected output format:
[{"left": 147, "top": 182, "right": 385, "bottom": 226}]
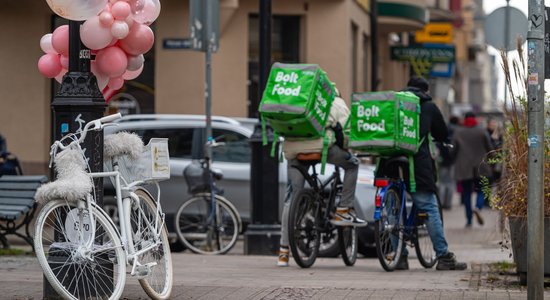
[{"left": 104, "top": 114, "right": 377, "bottom": 256}]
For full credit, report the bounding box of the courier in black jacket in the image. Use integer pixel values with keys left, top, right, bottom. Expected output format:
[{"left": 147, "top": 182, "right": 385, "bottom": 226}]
[{"left": 394, "top": 76, "right": 467, "bottom": 271}]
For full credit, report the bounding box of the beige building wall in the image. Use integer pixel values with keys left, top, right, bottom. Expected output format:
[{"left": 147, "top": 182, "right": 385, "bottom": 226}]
[{"left": 0, "top": 1, "right": 53, "bottom": 174}]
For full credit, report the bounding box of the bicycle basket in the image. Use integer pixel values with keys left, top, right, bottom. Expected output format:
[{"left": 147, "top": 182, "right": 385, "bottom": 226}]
[
  {"left": 183, "top": 161, "right": 210, "bottom": 194},
  {"left": 105, "top": 138, "right": 170, "bottom": 184}
]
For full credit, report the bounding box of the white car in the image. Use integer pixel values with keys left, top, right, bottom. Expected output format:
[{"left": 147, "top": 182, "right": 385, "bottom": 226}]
[{"left": 104, "top": 114, "right": 377, "bottom": 256}]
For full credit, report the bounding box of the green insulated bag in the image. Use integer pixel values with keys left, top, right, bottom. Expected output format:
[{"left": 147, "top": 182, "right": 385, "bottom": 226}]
[
  {"left": 259, "top": 63, "right": 335, "bottom": 139},
  {"left": 349, "top": 91, "right": 420, "bottom": 156}
]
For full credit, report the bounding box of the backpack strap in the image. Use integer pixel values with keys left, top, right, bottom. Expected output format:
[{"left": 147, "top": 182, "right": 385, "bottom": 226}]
[
  {"left": 408, "top": 153, "right": 416, "bottom": 192},
  {"left": 320, "top": 132, "right": 330, "bottom": 174},
  {"left": 261, "top": 115, "right": 268, "bottom": 146}
]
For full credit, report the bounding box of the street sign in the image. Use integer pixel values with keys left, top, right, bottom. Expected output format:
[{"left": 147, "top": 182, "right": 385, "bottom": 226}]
[
  {"left": 415, "top": 23, "right": 453, "bottom": 44},
  {"left": 162, "top": 38, "right": 194, "bottom": 49},
  {"left": 390, "top": 45, "right": 455, "bottom": 63},
  {"left": 484, "top": 6, "right": 527, "bottom": 51},
  {"left": 190, "top": 0, "right": 219, "bottom": 52}
]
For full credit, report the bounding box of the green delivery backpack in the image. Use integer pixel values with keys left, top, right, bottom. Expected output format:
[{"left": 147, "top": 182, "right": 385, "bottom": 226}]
[
  {"left": 259, "top": 63, "right": 336, "bottom": 139},
  {"left": 348, "top": 91, "right": 421, "bottom": 191}
]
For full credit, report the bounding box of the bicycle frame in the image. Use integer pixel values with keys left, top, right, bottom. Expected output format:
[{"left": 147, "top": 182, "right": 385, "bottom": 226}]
[
  {"left": 374, "top": 180, "right": 418, "bottom": 240},
  {"left": 89, "top": 165, "right": 165, "bottom": 269}
]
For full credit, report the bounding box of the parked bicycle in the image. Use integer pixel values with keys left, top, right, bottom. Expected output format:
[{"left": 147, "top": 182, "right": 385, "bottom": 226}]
[
  {"left": 372, "top": 155, "right": 443, "bottom": 272},
  {"left": 288, "top": 153, "right": 358, "bottom": 268},
  {"left": 175, "top": 137, "right": 242, "bottom": 255},
  {"left": 33, "top": 113, "right": 173, "bottom": 300}
]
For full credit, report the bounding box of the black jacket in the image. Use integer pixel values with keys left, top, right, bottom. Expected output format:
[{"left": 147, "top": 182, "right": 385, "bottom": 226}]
[{"left": 404, "top": 86, "right": 448, "bottom": 192}]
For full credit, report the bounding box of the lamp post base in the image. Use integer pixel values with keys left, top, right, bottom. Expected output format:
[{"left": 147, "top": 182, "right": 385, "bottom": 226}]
[{"left": 244, "top": 224, "right": 281, "bottom": 255}]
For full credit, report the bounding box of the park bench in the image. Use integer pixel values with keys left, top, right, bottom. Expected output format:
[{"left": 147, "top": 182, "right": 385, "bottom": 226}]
[{"left": 0, "top": 175, "right": 47, "bottom": 251}]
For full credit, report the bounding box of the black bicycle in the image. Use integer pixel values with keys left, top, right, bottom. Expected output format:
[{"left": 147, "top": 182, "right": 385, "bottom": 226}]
[{"left": 288, "top": 153, "right": 358, "bottom": 268}]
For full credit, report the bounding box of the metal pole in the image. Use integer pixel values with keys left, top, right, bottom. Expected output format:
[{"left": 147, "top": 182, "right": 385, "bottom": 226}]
[
  {"left": 526, "top": 0, "right": 545, "bottom": 298},
  {"left": 504, "top": 0, "right": 510, "bottom": 103},
  {"left": 370, "top": 0, "right": 378, "bottom": 91},
  {"left": 205, "top": 0, "right": 213, "bottom": 161}
]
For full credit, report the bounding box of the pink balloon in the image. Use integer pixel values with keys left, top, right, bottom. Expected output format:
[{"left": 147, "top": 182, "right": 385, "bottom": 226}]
[
  {"left": 127, "top": 54, "right": 144, "bottom": 71},
  {"left": 96, "top": 46, "right": 128, "bottom": 77},
  {"left": 122, "top": 64, "right": 143, "bottom": 80},
  {"left": 55, "top": 68, "right": 68, "bottom": 83},
  {"left": 99, "top": 11, "right": 114, "bottom": 27},
  {"left": 38, "top": 53, "right": 62, "bottom": 78},
  {"left": 108, "top": 76, "right": 125, "bottom": 90},
  {"left": 81, "top": 16, "right": 114, "bottom": 50},
  {"left": 51, "top": 25, "right": 69, "bottom": 56},
  {"left": 40, "top": 34, "right": 57, "bottom": 54},
  {"left": 111, "top": 20, "right": 129, "bottom": 39},
  {"left": 119, "top": 23, "right": 154, "bottom": 55},
  {"left": 132, "top": 0, "right": 160, "bottom": 25},
  {"left": 60, "top": 55, "right": 69, "bottom": 69},
  {"left": 112, "top": 1, "right": 131, "bottom": 20}
]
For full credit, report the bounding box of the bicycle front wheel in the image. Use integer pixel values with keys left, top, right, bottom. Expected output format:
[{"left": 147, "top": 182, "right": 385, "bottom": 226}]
[
  {"left": 288, "top": 189, "right": 320, "bottom": 268},
  {"left": 374, "top": 187, "right": 405, "bottom": 272},
  {"left": 34, "top": 199, "right": 126, "bottom": 300},
  {"left": 128, "top": 189, "right": 173, "bottom": 299},
  {"left": 338, "top": 226, "right": 358, "bottom": 266},
  {"left": 175, "top": 194, "right": 240, "bottom": 255}
]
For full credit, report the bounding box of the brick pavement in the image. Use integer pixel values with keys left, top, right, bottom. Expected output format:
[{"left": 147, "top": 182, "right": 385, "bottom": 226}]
[{"left": 1, "top": 199, "right": 548, "bottom": 299}]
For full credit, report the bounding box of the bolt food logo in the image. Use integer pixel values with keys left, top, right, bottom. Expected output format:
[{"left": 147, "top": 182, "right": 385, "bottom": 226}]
[
  {"left": 271, "top": 71, "right": 301, "bottom": 96},
  {"left": 356, "top": 105, "right": 385, "bottom": 132}
]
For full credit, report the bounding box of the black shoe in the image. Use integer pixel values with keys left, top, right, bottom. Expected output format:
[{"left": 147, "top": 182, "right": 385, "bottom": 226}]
[
  {"left": 473, "top": 209, "right": 484, "bottom": 225},
  {"left": 436, "top": 252, "right": 467, "bottom": 270},
  {"left": 395, "top": 256, "right": 409, "bottom": 270}
]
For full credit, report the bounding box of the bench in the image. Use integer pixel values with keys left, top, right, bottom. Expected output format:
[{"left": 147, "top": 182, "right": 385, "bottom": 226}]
[{"left": 0, "top": 175, "right": 47, "bottom": 251}]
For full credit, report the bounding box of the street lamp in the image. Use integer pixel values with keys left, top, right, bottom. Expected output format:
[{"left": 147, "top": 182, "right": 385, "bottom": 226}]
[{"left": 44, "top": 20, "right": 108, "bottom": 299}]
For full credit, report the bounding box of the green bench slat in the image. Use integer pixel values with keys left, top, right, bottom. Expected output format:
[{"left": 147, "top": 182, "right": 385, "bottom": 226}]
[
  {"left": 0, "top": 210, "right": 24, "bottom": 220},
  {"left": 0, "top": 197, "right": 35, "bottom": 207},
  {"left": 0, "top": 190, "right": 37, "bottom": 198},
  {"left": 0, "top": 175, "right": 48, "bottom": 182},
  {"left": 0, "top": 181, "right": 44, "bottom": 190},
  {"left": 0, "top": 205, "right": 30, "bottom": 216}
]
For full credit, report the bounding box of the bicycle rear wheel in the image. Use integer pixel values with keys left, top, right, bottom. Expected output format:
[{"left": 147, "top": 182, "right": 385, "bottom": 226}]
[
  {"left": 34, "top": 199, "right": 126, "bottom": 300},
  {"left": 288, "top": 189, "right": 320, "bottom": 268},
  {"left": 175, "top": 193, "right": 240, "bottom": 255},
  {"left": 413, "top": 199, "right": 442, "bottom": 268},
  {"left": 338, "top": 226, "right": 358, "bottom": 266},
  {"left": 128, "top": 189, "right": 173, "bottom": 299},
  {"left": 374, "top": 187, "right": 405, "bottom": 271}
]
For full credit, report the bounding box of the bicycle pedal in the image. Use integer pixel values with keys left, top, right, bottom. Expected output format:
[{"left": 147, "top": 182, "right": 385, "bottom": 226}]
[
  {"left": 416, "top": 213, "right": 428, "bottom": 220},
  {"left": 131, "top": 262, "right": 157, "bottom": 279}
]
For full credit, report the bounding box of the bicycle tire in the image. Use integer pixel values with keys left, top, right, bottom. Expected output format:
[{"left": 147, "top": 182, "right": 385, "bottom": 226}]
[
  {"left": 175, "top": 193, "right": 240, "bottom": 255},
  {"left": 288, "top": 189, "right": 320, "bottom": 268},
  {"left": 374, "top": 186, "right": 405, "bottom": 272},
  {"left": 338, "top": 226, "right": 358, "bottom": 266},
  {"left": 34, "top": 199, "right": 126, "bottom": 300},
  {"left": 128, "top": 189, "right": 173, "bottom": 299},
  {"left": 413, "top": 194, "right": 443, "bottom": 268}
]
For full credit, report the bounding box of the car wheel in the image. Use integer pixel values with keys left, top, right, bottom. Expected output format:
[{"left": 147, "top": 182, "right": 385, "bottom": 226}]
[
  {"left": 318, "top": 228, "right": 340, "bottom": 257},
  {"left": 357, "top": 224, "right": 377, "bottom": 257}
]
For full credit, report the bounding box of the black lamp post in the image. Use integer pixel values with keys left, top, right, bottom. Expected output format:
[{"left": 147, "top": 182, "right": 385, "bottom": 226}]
[
  {"left": 244, "top": 0, "right": 281, "bottom": 255},
  {"left": 44, "top": 20, "right": 108, "bottom": 299}
]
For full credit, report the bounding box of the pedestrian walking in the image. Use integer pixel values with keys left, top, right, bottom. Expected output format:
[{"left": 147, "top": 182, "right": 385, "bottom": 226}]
[
  {"left": 451, "top": 112, "right": 494, "bottom": 227},
  {"left": 438, "top": 116, "right": 459, "bottom": 210}
]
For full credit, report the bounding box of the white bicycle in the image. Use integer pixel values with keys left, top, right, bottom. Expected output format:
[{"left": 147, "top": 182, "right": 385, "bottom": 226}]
[{"left": 33, "top": 113, "right": 173, "bottom": 300}]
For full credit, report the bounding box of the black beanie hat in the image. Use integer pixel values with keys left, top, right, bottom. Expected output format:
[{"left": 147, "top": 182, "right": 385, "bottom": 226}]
[{"left": 407, "top": 76, "right": 429, "bottom": 92}]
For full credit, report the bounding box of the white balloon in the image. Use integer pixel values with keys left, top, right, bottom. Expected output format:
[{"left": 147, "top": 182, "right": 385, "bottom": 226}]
[
  {"left": 45, "top": 0, "right": 109, "bottom": 21},
  {"left": 132, "top": 0, "right": 160, "bottom": 25},
  {"left": 127, "top": 54, "right": 144, "bottom": 71},
  {"left": 111, "top": 20, "right": 129, "bottom": 39},
  {"left": 80, "top": 16, "right": 114, "bottom": 50},
  {"left": 40, "top": 34, "right": 57, "bottom": 54}
]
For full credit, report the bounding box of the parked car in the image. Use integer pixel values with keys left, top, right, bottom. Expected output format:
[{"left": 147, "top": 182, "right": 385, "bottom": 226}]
[{"left": 103, "top": 114, "right": 377, "bottom": 256}]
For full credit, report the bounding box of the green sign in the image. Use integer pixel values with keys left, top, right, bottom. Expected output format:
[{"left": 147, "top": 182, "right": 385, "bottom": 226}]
[{"left": 390, "top": 46, "right": 455, "bottom": 63}]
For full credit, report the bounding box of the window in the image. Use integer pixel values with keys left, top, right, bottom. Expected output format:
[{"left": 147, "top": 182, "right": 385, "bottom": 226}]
[
  {"left": 351, "top": 22, "right": 358, "bottom": 92},
  {"left": 138, "top": 128, "right": 196, "bottom": 159},
  {"left": 211, "top": 129, "right": 251, "bottom": 163},
  {"left": 363, "top": 34, "right": 370, "bottom": 91}
]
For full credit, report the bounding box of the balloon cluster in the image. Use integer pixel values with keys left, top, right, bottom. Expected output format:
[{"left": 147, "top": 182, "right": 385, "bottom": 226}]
[{"left": 38, "top": 0, "right": 160, "bottom": 100}]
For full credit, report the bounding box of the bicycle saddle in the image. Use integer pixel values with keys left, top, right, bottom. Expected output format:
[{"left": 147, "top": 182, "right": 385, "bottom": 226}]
[{"left": 296, "top": 152, "right": 321, "bottom": 165}]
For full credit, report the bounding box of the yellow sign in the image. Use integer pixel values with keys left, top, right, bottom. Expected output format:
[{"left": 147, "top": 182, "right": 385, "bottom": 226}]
[
  {"left": 355, "top": 0, "right": 369, "bottom": 12},
  {"left": 415, "top": 23, "right": 453, "bottom": 44}
]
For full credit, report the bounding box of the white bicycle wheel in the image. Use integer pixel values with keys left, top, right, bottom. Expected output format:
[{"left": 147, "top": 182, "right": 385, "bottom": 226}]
[
  {"left": 175, "top": 194, "right": 240, "bottom": 255},
  {"left": 128, "top": 189, "right": 173, "bottom": 300},
  {"left": 34, "top": 199, "right": 126, "bottom": 300}
]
